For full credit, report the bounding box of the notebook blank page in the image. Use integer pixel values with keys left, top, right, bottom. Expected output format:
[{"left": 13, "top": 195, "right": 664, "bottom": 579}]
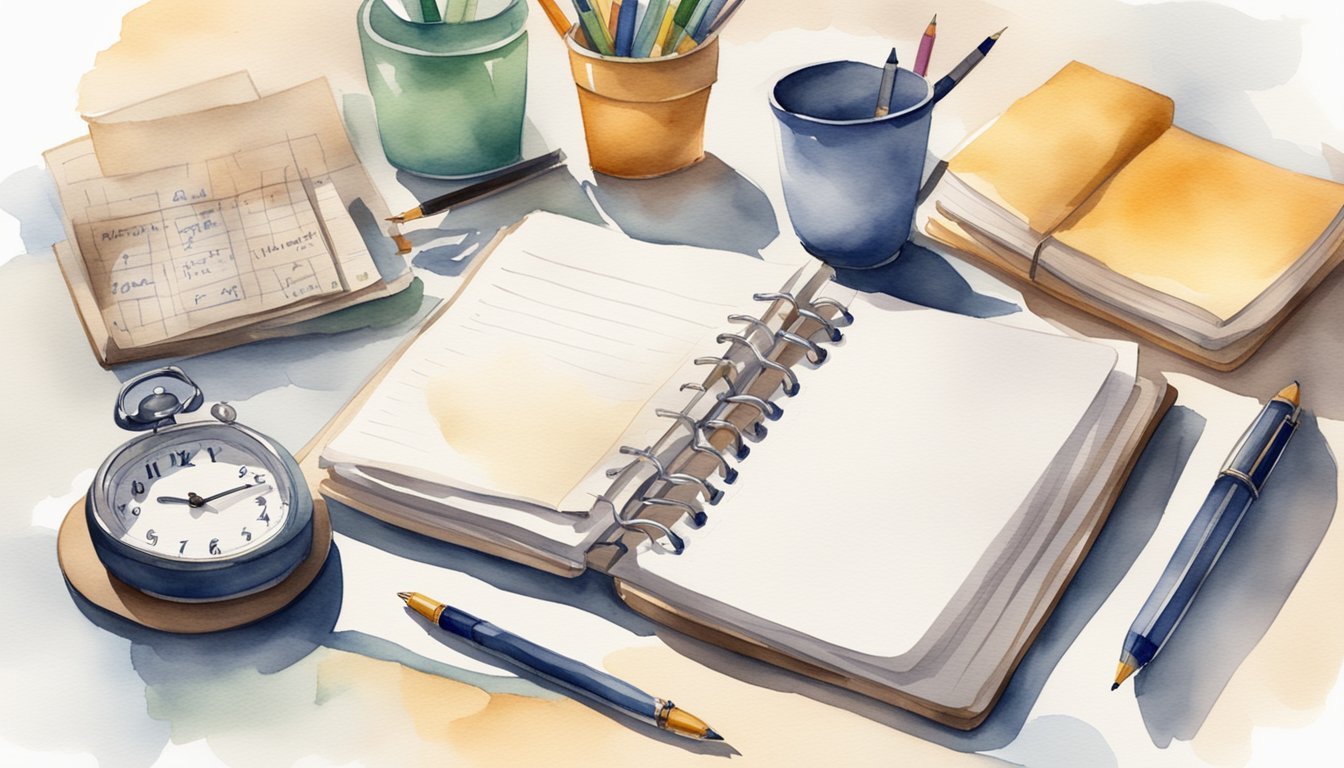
[{"left": 638, "top": 297, "right": 1117, "bottom": 657}]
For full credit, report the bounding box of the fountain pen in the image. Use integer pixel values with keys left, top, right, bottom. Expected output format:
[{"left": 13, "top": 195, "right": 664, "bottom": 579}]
[
  {"left": 1112, "top": 381, "right": 1301, "bottom": 690},
  {"left": 398, "top": 592, "right": 723, "bottom": 741}
]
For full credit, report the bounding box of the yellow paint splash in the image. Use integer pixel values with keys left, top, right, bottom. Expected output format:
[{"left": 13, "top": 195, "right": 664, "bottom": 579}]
[{"left": 426, "top": 344, "right": 646, "bottom": 509}]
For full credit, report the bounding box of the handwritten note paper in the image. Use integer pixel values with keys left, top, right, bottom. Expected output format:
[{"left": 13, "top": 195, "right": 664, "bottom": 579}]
[{"left": 46, "top": 79, "right": 384, "bottom": 350}]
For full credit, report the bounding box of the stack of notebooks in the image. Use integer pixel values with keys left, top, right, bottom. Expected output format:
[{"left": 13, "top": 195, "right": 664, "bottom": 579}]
[
  {"left": 306, "top": 213, "right": 1172, "bottom": 728},
  {"left": 45, "top": 77, "right": 414, "bottom": 366},
  {"left": 924, "top": 61, "right": 1344, "bottom": 370}
]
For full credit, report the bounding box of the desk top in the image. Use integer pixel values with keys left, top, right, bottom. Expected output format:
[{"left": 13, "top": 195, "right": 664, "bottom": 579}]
[{"left": 3, "top": 1, "right": 1343, "bottom": 766}]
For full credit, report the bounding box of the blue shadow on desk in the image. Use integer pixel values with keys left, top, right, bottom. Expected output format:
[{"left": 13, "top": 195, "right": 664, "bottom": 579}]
[
  {"left": 65, "top": 544, "right": 345, "bottom": 676},
  {"left": 642, "top": 404, "right": 1204, "bottom": 752},
  {"left": 832, "top": 234, "right": 1019, "bottom": 319},
  {"left": 1134, "top": 411, "right": 1337, "bottom": 746},
  {"left": 583, "top": 153, "right": 780, "bottom": 258}
]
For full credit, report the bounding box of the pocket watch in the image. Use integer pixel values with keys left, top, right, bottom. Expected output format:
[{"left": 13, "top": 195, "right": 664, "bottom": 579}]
[{"left": 85, "top": 366, "right": 314, "bottom": 602}]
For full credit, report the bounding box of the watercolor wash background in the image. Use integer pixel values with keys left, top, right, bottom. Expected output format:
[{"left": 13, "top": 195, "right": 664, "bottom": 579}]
[{"left": 3, "top": 0, "right": 1344, "bottom": 766}]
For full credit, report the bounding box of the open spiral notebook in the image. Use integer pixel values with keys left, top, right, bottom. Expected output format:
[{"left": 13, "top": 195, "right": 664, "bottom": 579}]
[{"left": 303, "top": 212, "right": 1173, "bottom": 728}]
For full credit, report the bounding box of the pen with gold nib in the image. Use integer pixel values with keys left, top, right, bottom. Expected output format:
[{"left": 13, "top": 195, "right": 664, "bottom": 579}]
[
  {"left": 1112, "top": 382, "right": 1302, "bottom": 690},
  {"left": 398, "top": 592, "right": 723, "bottom": 740},
  {"left": 387, "top": 149, "right": 567, "bottom": 224}
]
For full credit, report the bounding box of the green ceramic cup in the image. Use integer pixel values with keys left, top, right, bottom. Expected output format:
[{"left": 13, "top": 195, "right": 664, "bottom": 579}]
[{"left": 358, "top": 0, "right": 529, "bottom": 178}]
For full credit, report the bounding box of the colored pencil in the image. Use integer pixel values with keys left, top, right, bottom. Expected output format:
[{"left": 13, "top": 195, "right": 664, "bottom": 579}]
[
  {"left": 874, "top": 47, "right": 899, "bottom": 117},
  {"left": 573, "top": 0, "right": 615, "bottom": 54},
  {"left": 692, "top": 0, "right": 729, "bottom": 41},
  {"left": 615, "top": 0, "right": 639, "bottom": 55},
  {"left": 608, "top": 1, "right": 622, "bottom": 38},
  {"left": 633, "top": 0, "right": 670, "bottom": 56},
  {"left": 536, "top": 0, "right": 573, "bottom": 37},
  {"left": 913, "top": 14, "right": 936, "bottom": 76},
  {"left": 931, "top": 27, "right": 1005, "bottom": 104},
  {"left": 419, "top": 0, "right": 444, "bottom": 23},
  {"left": 671, "top": 0, "right": 711, "bottom": 50},
  {"left": 652, "top": 0, "right": 680, "bottom": 55},
  {"left": 705, "top": 0, "right": 744, "bottom": 35}
]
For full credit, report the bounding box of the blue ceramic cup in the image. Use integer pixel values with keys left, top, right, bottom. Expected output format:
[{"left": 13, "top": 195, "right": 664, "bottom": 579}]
[{"left": 770, "top": 60, "right": 933, "bottom": 269}]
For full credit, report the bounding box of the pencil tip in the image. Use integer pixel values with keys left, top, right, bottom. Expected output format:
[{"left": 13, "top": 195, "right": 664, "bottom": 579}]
[
  {"left": 887, "top": 47, "right": 898, "bottom": 63},
  {"left": 1111, "top": 682, "right": 1120, "bottom": 691},
  {"left": 1277, "top": 381, "right": 1302, "bottom": 407},
  {"left": 931, "top": 14, "right": 937, "bottom": 24},
  {"left": 993, "top": 26, "right": 1007, "bottom": 39},
  {"left": 703, "top": 728, "right": 724, "bottom": 741}
]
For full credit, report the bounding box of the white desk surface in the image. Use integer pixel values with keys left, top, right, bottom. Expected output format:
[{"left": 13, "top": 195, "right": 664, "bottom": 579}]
[{"left": 3, "top": 1, "right": 1343, "bottom": 766}]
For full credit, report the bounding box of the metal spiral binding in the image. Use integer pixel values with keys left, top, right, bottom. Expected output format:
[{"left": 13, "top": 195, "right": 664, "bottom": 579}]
[
  {"left": 635, "top": 496, "right": 708, "bottom": 528},
  {"left": 655, "top": 409, "right": 738, "bottom": 483},
  {"left": 717, "top": 332, "right": 800, "bottom": 396},
  {"left": 775, "top": 329, "right": 828, "bottom": 365},
  {"left": 607, "top": 284, "right": 853, "bottom": 555},
  {"left": 605, "top": 446, "right": 724, "bottom": 505},
  {"left": 718, "top": 392, "right": 783, "bottom": 421}
]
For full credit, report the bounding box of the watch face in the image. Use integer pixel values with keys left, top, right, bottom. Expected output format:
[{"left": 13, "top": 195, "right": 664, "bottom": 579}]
[{"left": 93, "top": 426, "right": 292, "bottom": 562}]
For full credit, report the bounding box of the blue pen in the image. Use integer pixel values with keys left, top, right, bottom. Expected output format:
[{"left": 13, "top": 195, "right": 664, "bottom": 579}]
[
  {"left": 1112, "top": 382, "right": 1302, "bottom": 689},
  {"left": 399, "top": 591, "right": 723, "bottom": 739},
  {"left": 614, "top": 0, "right": 639, "bottom": 56}
]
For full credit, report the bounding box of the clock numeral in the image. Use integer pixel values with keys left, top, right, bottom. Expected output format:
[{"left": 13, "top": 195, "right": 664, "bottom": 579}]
[
  {"left": 145, "top": 461, "right": 161, "bottom": 480},
  {"left": 257, "top": 510, "right": 270, "bottom": 526},
  {"left": 178, "top": 539, "right": 189, "bottom": 554},
  {"left": 206, "top": 446, "right": 221, "bottom": 462},
  {"left": 253, "top": 473, "right": 267, "bottom": 485},
  {"left": 116, "top": 503, "right": 126, "bottom": 516},
  {"left": 208, "top": 538, "right": 221, "bottom": 556},
  {"left": 131, "top": 480, "right": 146, "bottom": 497},
  {"left": 145, "top": 529, "right": 158, "bottom": 546},
  {"left": 130, "top": 505, "right": 141, "bottom": 517},
  {"left": 241, "top": 527, "right": 252, "bottom": 542},
  {"left": 170, "top": 450, "right": 195, "bottom": 467},
  {"left": 238, "top": 465, "right": 249, "bottom": 478}
]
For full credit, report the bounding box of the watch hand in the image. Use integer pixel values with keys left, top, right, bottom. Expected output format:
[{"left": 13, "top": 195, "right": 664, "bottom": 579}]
[
  {"left": 197, "top": 483, "right": 260, "bottom": 505},
  {"left": 156, "top": 495, "right": 194, "bottom": 505}
]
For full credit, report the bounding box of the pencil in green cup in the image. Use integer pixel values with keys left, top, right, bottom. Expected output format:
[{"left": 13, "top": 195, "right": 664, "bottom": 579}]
[
  {"left": 445, "top": 0, "right": 479, "bottom": 22},
  {"left": 634, "top": 0, "right": 670, "bottom": 57},
  {"left": 573, "top": 0, "right": 615, "bottom": 54},
  {"left": 419, "top": 0, "right": 444, "bottom": 23}
]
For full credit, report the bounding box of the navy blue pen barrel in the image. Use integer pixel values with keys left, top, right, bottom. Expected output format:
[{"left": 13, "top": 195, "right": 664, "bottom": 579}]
[
  {"left": 1126, "top": 397, "right": 1298, "bottom": 663},
  {"left": 1223, "top": 398, "right": 1298, "bottom": 493},
  {"left": 437, "top": 607, "right": 654, "bottom": 718},
  {"left": 1138, "top": 477, "right": 1256, "bottom": 652}
]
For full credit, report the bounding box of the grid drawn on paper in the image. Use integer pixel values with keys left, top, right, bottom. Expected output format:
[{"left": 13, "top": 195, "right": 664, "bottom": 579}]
[{"left": 67, "top": 134, "right": 350, "bottom": 348}]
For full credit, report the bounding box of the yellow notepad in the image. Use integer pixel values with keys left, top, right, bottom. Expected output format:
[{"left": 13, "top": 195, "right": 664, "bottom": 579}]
[{"left": 927, "top": 61, "right": 1344, "bottom": 369}]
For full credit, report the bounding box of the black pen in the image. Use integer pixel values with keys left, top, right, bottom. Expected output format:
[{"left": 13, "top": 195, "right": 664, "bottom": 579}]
[
  {"left": 387, "top": 149, "right": 567, "bottom": 224},
  {"left": 931, "top": 27, "right": 1006, "bottom": 104},
  {"left": 399, "top": 591, "right": 724, "bottom": 741}
]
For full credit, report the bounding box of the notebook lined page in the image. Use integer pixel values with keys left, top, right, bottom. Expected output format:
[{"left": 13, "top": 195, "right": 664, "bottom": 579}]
[{"left": 322, "top": 213, "right": 799, "bottom": 513}]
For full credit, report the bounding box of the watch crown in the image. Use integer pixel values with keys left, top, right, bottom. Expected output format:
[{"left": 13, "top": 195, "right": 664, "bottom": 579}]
[{"left": 211, "top": 402, "right": 238, "bottom": 424}]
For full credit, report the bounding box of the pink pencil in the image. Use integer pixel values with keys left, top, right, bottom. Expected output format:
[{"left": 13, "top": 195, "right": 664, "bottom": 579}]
[{"left": 914, "top": 14, "right": 937, "bottom": 77}]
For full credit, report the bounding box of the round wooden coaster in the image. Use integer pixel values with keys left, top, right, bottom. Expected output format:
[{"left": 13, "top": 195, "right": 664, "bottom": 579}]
[{"left": 57, "top": 496, "right": 332, "bottom": 633}]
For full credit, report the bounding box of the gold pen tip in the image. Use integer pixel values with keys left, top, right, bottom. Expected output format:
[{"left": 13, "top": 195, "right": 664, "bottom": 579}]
[
  {"left": 1277, "top": 381, "right": 1301, "bottom": 407},
  {"left": 397, "top": 592, "right": 413, "bottom": 602},
  {"left": 992, "top": 26, "right": 1007, "bottom": 39}
]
